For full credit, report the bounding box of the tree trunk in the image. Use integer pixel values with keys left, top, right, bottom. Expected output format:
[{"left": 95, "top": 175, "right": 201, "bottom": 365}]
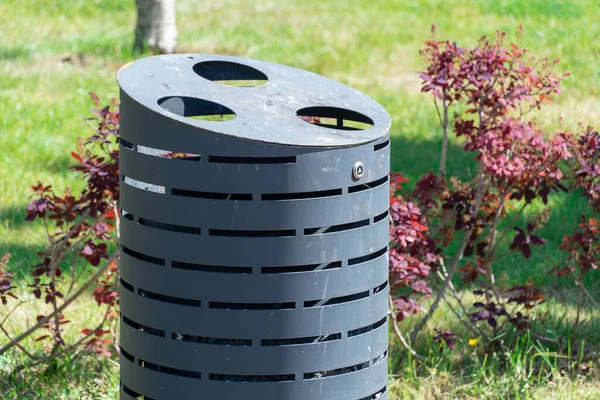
[{"left": 134, "top": 0, "right": 178, "bottom": 54}]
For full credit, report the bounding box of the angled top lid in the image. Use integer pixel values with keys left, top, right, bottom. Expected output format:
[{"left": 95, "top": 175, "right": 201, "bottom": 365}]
[{"left": 117, "top": 54, "right": 391, "bottom": 148}]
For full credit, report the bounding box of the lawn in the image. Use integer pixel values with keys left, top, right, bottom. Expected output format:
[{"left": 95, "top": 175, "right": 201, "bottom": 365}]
[{"left": 1, "top": 0, "right": 599, "bottom": 398}]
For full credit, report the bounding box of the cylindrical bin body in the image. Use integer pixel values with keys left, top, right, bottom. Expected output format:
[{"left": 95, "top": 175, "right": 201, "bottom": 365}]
[{"left": 117, "top": 54, "right": 391, "bottom": 400}]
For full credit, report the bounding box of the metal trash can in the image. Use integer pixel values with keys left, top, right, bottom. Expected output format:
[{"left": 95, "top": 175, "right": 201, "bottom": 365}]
[{"left": 117, "top": 54, "right": 391, "bottom": 400}]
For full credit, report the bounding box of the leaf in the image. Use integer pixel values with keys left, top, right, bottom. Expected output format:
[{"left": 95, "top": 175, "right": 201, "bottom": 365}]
[
  {"left": 521, "top": 243, "right": 532, "bottom": 258},
  {"left": 524, "top": 189, "right": 536, "bottom": 204},
  {"left": 530, "top": 235, "right": 545, "bottom": 246},
  {"left": 81, "top": 329, "right": 93, "bottom": 335},
  {"left": 104, "top": 208, "right": 117, "bottom": 220},
  {"left": 476, "top": 242, "right": 487, "bottom": 258},
  {"left": 464, "top": 244, "right": 474, "bottom": 257},
  {"left": 511, "top": 227, "right": 525, "bottom": 249},
  {"left": 71, "top": 152, "right": 83, "bottom": 163},
  {"left": 35, "top": 335, "right": 50, "bottom": 342}
]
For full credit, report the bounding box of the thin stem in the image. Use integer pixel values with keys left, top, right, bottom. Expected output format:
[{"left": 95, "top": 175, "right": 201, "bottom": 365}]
[
  {"left": 410, "top": 162, "right": 487, "bottom": 343},
  {"left": 576, "top": 283, "right": 583, "bottom": 327},
  {"left": 0, "top": 252, "right": 118, "bottom": 357},
  {"left": 66, "top": 250, "right": 79, "bottom": 299},
  {"left": 438, "top": 262, "right": 489, "bottom": 341},
  {"left": 483, "top": 185, "right": 512, "bottom": 305},
  {"left": 436, "top": 271, "right": 483, "bottom": 338},
  {"left": 492, "top": 203, "right": 527, "bottom": 256},
  {"left": 0, "top": 325, "right": 37, "bottom": 360},
  {"left": 11, "top": 307, "right": 111, "bottom": 375},
  {"left": 572, "top": 271, "right": 600, "bottom": 309},
  {"left": 0, "top": 300, "right": 32, "bottom": 327},
  {"left": 388, "top": 295, "right": 424, "bottom": 360},
  {"left": 437, "top": 89, "right": 449, "bottom": 179}
]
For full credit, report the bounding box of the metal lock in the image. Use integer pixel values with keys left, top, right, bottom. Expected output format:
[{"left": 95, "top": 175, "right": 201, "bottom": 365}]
[{"left": 352, "top": 161, "right": 365, "bottom": 180}]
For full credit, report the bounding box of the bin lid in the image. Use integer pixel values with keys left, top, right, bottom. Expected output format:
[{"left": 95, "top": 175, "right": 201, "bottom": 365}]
[{"left": 117, "top": 54, "right": 391, "bottom": 148}]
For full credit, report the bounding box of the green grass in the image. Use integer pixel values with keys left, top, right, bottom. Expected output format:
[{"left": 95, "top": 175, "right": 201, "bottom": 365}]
[{"left": 1, "top": 0, "right": 599, "bottom": 398}]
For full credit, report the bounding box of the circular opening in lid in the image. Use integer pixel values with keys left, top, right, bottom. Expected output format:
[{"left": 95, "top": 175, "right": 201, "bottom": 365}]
[
  {"left": 158, "top": 96, "right": 236, "bottom": 121},
  {"left": 193, "top": 60, "right": 268, "bottom": 87},
  {"left": 296, "top": 106, "right": 374, "bottom": 131}
]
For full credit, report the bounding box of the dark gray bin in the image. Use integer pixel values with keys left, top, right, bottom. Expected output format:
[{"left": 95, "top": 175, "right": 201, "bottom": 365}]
[{"left": 117, "top": 54, "right": 391, "bottom": 400}]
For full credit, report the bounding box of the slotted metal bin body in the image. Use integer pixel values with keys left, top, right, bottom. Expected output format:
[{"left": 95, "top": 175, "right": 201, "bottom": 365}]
[{"left": 117, "top": 54, "right": 391, "bottom": 400}]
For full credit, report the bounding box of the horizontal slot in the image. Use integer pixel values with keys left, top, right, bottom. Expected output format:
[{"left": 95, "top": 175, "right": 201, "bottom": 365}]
[
  {"left": 305, "top": 218, "right": 370, "bottom": 235},
  {"left": 373, "top": 280, "right": 388, "bottom": 295},
  {"left": 165, "top": 154, "right": 201, "bottom": 161},
  {"left": 139, "top": 359, "right": 202, "bottom": 380},
  {"left": 136, "top": 145, "right": 169, "bottom": 157},
  {"left": 348, "top": 316, "right": 388, "bottom": 338},
  {"left": 172, "top": 332, "right": 252, "bottom": 346},
  {"left": 123, "top": 175, "right": 165, "bottom": 194},
  {"left": 208, "top": 155, "right": 296, "bottom": 164},
  {"left": 172, "top": 188, "right": 252, "bottom": 201},
  {"left": 373, "top": 140, "right": 390, "bottom": 152},
  {"left": 323, "top": 261, "right": 343, "bottom": 269},
  {"left": 120, "top": 347, "right": 135, "bottom": 363},
  {"left": 209, "top": 373, "right": 295, "bottom": 383},
  {"left": 122, "top": 246, "right": 165, "bottom": 266},
  {"left": 122, "top": 385, "right": 143, "bottom": 399},
  {"left": 304, "top": 289, "right": 370, "bottom": 308},
  {"left": 138, "top": 217, "right": 201, "bottom": 235},
  {"left": 304, "top": 360, "right": 370, "bottom": 380},
  {"left": 138, "top": 145, "right": 201, "bottom": 161},
  {"left": 261, "top": 263, "right": 319, "bottom": 274},
  {"left": 120, "top": 138, "right": 134, "bottom": 150},
  {"left": 120, "top": 278, "right": 134, "bottom": 293},
  {"left": 172, "top": 260, "right": 252, "bottom": 274},
  {"left": 122, "top": 314, "right": 165, "bottom": 338},
  {"left": 373, "top": 210, "right": 389, "bottom": 224},
  {"left": 260, "top": 261, "right": 341, "bottom": 274},
  {"left": 348, "top": 247, "right": 387, "bottom": 266},
  {"left": 261, "top": 333, "right": 341, "bottom": 346},
  {"left": 262, "top": 188, "right": 342, "bottom": 201},
  {"left": 121, "top": 210, "right": 134, "bottom": 222},
  {"left": 122, "top": 383, "right": 157, "bottom": 400},
  {"left": 325, "top": 218, "right": 370, "bottom": 233},
  {"left": 209, "top": 228, "right": 295, "bottom": 238},
  {"left": 373, "top": 350, "right": 388, "bottom": 365},
  {"left": 348, "top": 175, "right": 389, "bottom": 194},
  {"left": 358, "top": 386, "right": 387, "bottom": 400},
  {"left": 139, "top": 288, "right": 202, "bottom": 307},
  {"left": 324, "top": 290, "right": 370, "bottom": 306},
  {"left": 209, "top": 301, "right": 295, "bottom": 310}
]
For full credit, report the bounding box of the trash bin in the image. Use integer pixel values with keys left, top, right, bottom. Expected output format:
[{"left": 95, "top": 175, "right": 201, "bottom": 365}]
[{"left": 117, "top": 54, "right": 391, "bottom": 400}]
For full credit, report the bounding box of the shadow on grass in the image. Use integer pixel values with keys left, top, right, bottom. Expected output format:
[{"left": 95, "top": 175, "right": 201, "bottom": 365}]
[
  {"left": 43, "top": 153, "right": 77, "bottom": 175},
  {"left": 0, "top": 242, "right": 46, "bottom": 280},
  {"left": 390, "top": 131, "right": 476, "bottom": 190},
  {"left": 0, "top": 45, "right": 33, "bottom": 61},
  {"left": 0, "top": 205, "right": 29, "bottom": 230}
]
